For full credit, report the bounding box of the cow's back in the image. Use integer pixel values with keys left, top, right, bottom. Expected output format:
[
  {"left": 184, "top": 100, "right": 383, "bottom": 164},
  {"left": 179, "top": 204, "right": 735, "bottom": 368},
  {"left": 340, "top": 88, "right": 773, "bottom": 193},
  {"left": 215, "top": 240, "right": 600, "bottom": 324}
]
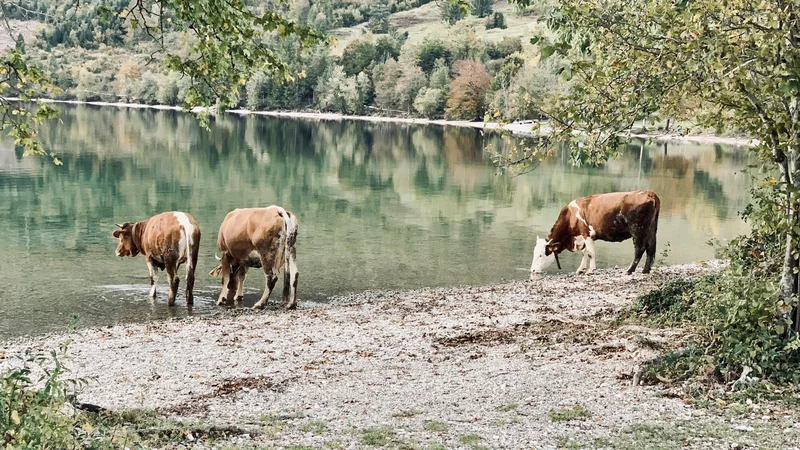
[
  {"left": 579, "top": 190, "right": 659, "bottom": 242},
  {"left": 140, "top": 211, "right": 182, "bottom": 257},
  {"left": 217, "top": 207, "right": 286, "bottom": 260}
]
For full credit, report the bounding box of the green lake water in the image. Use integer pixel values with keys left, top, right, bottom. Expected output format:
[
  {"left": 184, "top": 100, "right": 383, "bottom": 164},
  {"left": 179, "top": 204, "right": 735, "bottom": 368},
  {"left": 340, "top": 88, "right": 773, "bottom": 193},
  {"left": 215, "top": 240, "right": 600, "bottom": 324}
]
[{"left": 0, "top": 105, "right": 752, "bottom": 339}]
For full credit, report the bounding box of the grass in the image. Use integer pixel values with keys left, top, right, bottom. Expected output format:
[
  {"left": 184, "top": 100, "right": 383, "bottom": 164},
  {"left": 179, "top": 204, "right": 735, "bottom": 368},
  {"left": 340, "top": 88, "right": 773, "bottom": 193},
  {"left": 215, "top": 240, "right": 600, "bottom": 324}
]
[
  {"left": 422, "top": 420, "right": 449, "bottom": 432},
  {"left": 392, "top": 409, "right": 424, "bottom": 418},
  {"left": 496, "top": 402, "right": 519, "bottom": 412},
  {"left": 361, "top": 426, "right": 399, "bottom": 446},
  {"left": 329, "top": 1, "right": 544, "bottom": 55},
  {"left": 459, "top": 433, "right": 483, "bottom": 445},
  {"left": 586, "top": 420, "right": 800, "bottom": 449},
  {"left": 547, "top": 405, "right": 591, "bottom": 422},
  {"left": 299, "top": 419, "right": 329, "bottom": 435}
]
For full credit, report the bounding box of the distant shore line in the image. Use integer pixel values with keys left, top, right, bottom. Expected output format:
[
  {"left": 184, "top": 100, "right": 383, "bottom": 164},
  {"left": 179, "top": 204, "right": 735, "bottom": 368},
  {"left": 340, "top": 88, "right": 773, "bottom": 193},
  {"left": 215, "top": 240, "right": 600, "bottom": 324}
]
[{"left": 8, "top": 97, "right": 757, "bottom": 147}]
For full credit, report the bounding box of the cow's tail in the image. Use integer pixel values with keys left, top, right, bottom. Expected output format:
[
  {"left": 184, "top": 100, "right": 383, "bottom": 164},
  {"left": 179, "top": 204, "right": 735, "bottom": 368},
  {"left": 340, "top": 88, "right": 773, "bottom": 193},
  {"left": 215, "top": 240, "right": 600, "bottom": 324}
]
[
  {"left": 647, "top": 193, "right": 661, "bottom": 255},
  {"left": 282, "top": 211, "right": 299, "bottom": 309}
]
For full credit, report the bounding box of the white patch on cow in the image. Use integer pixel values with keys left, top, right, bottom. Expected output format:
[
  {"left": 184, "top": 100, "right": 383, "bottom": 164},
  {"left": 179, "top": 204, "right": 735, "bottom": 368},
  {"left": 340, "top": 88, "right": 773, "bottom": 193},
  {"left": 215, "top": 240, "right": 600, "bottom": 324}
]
[
  {"left": 173, "top": 211, "right": 194, "bottom": 265},
  {"left": 266, "top": 204, "right": 287, "bottom": 217},
  {"left": 570, "top": 200, "right": 589, "bottom": 227},
  {"left": 530, "top": 236, "right": 556, "bottom": 275}
]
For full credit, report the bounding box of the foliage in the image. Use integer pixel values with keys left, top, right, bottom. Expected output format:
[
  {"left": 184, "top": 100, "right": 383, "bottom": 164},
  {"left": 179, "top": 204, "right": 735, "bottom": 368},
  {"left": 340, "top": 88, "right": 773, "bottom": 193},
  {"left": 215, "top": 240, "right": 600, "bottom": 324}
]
[
  {"left": 486, "top": 37, "right": 522, "bottom": 60},
  {"left": 441, "top": 1, "right": 466, "bottom": 25},
  {"left": 368, "top": 0, "right": 393, "bottom": 34},
  {"left": 470, "top": 0, "right": 493, "bottom": 18},
  {"left": 632, "top": 267, "right": 800, "bottom": 384},
  {"left": 445, "top": 60, "right": 490, "bottom": 120},
  {"left": 340, "top": 34, "right": 404, "bottom": 76},
  {"left": 0, "top": 0, "right": 329, "bottom": 162},
  {"left": 485, "top": 11, "right": 507, "bottom": 30},
  {"left": 0, "top": 342, "right": 91, "bottom": 449},
  {"left": 547, "top": 405, "right": 591, "bottom": 422},
  {"left": 315, "top": 64, "right": 365, "bottom": 114},
  {"left": 415, "top": 38, "right": 453, "bottom": 76}
]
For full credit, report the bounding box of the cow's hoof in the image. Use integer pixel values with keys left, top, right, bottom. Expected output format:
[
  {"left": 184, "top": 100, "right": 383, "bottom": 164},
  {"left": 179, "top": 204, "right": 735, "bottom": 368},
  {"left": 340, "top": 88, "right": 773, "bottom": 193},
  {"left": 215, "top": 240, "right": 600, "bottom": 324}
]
[
  {"left": 585, "top": 270, "right": 595, "bottom": 275},
  {"left": 235, "top": 296, "right": 244, "bottom": 304}
]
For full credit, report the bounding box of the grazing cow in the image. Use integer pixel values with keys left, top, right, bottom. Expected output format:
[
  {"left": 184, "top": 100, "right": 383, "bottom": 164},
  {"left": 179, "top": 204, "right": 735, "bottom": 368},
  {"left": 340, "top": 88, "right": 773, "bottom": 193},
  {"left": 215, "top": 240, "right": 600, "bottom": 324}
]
[
  {"left": 529, "top": 190, "right": 660, "bottom": 276},
  {"left": 112, "top": 211, "right": 201, "bottom": 305},
  {"left": 210, "top": 205, "right": 298, "bottom": 310}
]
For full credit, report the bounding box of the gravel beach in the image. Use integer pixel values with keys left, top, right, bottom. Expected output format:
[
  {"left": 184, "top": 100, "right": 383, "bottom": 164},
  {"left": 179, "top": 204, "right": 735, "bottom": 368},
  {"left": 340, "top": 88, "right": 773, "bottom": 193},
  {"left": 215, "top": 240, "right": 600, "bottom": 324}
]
[{"left": 2, "top": 261, "right": 758, "bottom": 449}]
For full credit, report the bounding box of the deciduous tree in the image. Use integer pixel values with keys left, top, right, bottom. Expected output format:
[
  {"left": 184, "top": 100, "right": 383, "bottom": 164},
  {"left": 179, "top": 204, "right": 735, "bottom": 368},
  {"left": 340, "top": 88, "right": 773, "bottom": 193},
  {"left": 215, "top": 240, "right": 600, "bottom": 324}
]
[{"left": 445, "top": 60, "right": 490, "bottom": 120}]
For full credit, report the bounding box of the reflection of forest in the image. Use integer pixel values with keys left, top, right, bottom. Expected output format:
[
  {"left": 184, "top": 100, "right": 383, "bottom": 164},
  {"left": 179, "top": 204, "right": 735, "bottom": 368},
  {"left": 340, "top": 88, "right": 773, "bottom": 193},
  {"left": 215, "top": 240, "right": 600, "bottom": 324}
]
[{"left": 0, "top": 105, "right": 752, "bottom": 252}]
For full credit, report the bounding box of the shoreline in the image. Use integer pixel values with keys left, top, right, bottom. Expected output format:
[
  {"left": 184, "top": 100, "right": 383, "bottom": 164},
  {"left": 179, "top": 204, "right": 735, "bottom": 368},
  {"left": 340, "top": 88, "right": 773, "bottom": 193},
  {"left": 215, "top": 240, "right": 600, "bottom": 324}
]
[
  {"left": 11, "top": 97, "right": 757, "bottom": 147},
  {"left": 2, "top": 262, "right": 753, "bottom": 449}
]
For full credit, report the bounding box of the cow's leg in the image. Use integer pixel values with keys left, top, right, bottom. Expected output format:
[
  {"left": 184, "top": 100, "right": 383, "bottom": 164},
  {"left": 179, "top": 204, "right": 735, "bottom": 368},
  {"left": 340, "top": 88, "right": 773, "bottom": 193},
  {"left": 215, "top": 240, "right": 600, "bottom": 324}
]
[
  {"left": 574, "top": 236, "right": 588, "bottom": 275},
  {"left": 642, "top": 233, "right": 657, "bottom": 274},
  {"left": 234, "top": 266, "right": 247, "bottom": 304},
  {"left": 576, "top": 250, "right": 588, "bottom": 274},
  {"left": 253, "top": 270, "right": 279, "bottom": 310},
  {"left": 184, "top": 241, "right": 199, "bottom": 306},
  {"left": 627, "top": 236, "right": 646, "bottom": 274},
  {"left": 282, "top": 230, "right": 299, "bottom": 310},
  {"left": 147, "top": 260, "right": 158, "bottom": 298},
  {"left": 584, "top": 237, "right": 597, "bottom": 274},
  {"left": 166, "top": 262, "right": 179, "bottom": 306}
]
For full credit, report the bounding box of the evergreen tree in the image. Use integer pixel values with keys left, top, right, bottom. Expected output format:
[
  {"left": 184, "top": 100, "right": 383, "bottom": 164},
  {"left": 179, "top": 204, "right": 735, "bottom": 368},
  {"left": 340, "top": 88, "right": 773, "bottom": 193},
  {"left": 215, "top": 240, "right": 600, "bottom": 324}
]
[
  {"left": 15, "top": 33, "right": 25, "bottom": 54},
  {"left": 471, "top": 0, "right": 493, "bottom": 18},
  {"left": 368, "top": 0, "right": 392, "bottom": 34},
  {"left": 440, "top": 2, "right": 465, "bottom": 25}
]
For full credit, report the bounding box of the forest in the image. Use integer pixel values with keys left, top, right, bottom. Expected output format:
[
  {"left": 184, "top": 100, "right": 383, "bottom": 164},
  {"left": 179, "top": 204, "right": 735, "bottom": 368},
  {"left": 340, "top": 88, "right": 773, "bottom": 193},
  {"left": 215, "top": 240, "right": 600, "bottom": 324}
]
[{"left": 3, "top": 0, "right": 558, "bottom": 122}]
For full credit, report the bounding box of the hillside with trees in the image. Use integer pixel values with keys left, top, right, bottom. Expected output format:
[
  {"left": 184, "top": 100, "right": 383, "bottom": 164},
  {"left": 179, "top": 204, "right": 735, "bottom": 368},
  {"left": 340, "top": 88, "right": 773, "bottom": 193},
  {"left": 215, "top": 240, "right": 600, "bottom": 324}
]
[{"left": 1, "top": 0, "right": 563, "bottom": 122}]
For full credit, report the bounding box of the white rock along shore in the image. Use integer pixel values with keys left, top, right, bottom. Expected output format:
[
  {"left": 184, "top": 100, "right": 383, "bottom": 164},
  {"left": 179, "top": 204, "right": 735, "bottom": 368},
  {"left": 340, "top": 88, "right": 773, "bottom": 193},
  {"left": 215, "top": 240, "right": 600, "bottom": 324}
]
[{"left": 0, "top": 262, "right": 734, "bottom": 449}]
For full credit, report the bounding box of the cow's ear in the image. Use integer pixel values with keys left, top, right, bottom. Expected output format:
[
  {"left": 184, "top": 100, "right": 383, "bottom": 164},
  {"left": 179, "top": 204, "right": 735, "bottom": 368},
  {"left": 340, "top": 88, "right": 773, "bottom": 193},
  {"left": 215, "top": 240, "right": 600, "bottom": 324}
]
[
  {"left": 546, "top": 243, "right": 559, "bottom": 253},
  {"left": 112, "top": 230, "right": 121, "bottom": 238}
]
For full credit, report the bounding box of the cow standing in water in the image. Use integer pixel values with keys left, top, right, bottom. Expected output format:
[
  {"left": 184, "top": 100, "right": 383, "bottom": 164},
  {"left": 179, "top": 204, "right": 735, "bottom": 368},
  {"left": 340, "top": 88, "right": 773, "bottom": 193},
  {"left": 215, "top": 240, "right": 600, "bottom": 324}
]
[
  {"left": 112, "top": 211, "right": 201, "bottom": 306},
  {"left": 210, "top": 206, "right": 299, "bottom": 310},
  {"left": 529, "top": 190, "right": 660, "bottom": 276}
]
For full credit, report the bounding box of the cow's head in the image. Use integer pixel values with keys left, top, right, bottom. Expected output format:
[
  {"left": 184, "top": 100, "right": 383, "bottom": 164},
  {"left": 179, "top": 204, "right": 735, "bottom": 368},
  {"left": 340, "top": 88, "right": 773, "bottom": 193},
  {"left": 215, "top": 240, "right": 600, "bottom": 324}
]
[
  {"left": 530, "top": 236, "right": 559, "bottom": 276},
  {"left": 112, "top": 222, "right": 139, "bottom": 257}
]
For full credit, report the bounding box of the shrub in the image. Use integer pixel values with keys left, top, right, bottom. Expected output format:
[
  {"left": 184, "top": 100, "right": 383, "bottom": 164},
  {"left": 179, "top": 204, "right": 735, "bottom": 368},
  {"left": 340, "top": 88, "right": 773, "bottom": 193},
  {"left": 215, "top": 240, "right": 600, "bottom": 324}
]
[
  {"left": 485, "top": 12, "right": 507, "bottom": 30},
  {"left": 0, "top": 342, "right": 98, "bottom": 449},
  {"left": 445, "top": 60, "right": 491, "bottom": 120},
  {"left": 635, "top": 269, "right": 800, "bottom": 384}
]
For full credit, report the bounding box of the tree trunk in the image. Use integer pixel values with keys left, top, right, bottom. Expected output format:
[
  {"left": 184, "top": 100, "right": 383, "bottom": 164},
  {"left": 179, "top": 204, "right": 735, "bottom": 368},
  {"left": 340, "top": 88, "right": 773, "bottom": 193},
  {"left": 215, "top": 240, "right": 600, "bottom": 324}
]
[{"left": 783, "top": 148, "right": 800, "bottom": 331}]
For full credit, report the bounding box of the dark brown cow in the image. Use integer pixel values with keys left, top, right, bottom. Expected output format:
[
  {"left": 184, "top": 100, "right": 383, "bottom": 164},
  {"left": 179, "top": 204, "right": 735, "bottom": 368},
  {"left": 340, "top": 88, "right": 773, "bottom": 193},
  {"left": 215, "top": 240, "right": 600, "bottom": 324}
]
[
  {"left": 530, "top": 190, "right": 660, "bottom": 276},
  {"left": 211, "top": 205, "right": 298, "bottom": 310},
  {"left": 112, "top": 211, "right": 201, "bottom": 305}
]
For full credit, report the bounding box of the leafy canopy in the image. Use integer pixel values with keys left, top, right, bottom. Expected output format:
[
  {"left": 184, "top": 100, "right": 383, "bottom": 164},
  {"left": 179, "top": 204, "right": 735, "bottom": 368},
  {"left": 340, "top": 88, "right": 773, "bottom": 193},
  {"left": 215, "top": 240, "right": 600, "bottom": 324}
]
[
  {"left": 1, "top": 0, "right": 329, "bottom": 161},
  {"left": 503, "top": 0, "right": 800, "bottom": 170}
]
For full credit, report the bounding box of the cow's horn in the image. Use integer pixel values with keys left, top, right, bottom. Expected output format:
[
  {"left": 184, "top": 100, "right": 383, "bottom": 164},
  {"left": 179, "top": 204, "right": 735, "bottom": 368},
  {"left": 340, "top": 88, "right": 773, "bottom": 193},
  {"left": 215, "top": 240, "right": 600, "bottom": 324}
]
[
  {"left": 214, "top": 253, "right": 221, "bottom": 261},
  {"left": 115, "top": 223, "right": 124, "bottom": 228}
]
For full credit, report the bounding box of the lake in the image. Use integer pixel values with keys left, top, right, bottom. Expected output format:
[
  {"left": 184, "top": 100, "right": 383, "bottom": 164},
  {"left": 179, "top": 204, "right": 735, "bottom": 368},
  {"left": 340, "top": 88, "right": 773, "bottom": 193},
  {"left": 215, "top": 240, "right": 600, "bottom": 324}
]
[{"left": 0, "top": 105, "right": 752, "bottom": 339}]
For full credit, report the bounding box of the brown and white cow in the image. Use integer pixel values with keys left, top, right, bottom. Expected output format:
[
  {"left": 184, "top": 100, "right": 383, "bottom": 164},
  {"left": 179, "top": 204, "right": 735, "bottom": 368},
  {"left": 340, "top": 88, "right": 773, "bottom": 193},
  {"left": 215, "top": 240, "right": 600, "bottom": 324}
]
[
  {"left": 210, "top": 205, "right": 298, "bottom": 310},
  {"left": 530, "top": 190, "right": 660, "bottom": 276},
  {"left": 112, "top": 211, "right": 201, "bottom": 305}
]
